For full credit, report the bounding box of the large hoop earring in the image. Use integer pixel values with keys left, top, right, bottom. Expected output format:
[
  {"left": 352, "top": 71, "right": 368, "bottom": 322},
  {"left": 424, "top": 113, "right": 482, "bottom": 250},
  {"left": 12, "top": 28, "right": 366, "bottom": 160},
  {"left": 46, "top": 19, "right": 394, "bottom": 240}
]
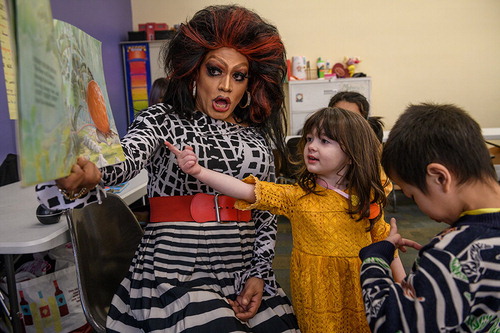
[
  {"left": 192, "top": 81, "right": 197, "bottom": 98},
  {"left": 239, "top": 91, "right": 251, "bottom": 108}
]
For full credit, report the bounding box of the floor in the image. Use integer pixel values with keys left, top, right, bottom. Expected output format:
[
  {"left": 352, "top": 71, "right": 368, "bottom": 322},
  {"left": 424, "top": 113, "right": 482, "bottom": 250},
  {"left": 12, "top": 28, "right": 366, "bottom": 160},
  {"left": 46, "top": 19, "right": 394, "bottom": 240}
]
[{"left": 273, "top": 189, "right": 446, "bottom": 300}]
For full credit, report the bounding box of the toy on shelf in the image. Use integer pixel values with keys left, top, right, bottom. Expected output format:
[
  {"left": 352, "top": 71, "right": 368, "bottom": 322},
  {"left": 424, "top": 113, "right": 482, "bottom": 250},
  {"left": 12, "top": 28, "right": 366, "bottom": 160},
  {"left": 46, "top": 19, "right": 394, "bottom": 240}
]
[
  {"left": 332, "top": 63, "right": 348, "bottom": 78},
  {"left": 344, "top": 56, "right": 361, "bottom": 77}
]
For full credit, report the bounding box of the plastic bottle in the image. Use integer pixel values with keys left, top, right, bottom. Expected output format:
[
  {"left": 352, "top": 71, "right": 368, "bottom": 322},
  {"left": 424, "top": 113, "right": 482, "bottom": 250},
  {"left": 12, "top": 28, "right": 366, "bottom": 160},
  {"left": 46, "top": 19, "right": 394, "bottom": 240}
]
[{"left": 316, "top": 57, "right": 325, "bottom": 78}]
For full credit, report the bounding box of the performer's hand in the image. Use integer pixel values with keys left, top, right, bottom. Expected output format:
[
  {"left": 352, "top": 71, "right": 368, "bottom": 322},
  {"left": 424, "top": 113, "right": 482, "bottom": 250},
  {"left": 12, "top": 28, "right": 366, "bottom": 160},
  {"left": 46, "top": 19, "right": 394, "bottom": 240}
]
[
  {"left": 165, "top": 142, "right": 202, "bottom": 176},
  {"left": 228, "top": 277, "right": 264, "bottom": 321},
  {"left": 55, "top": 157, "right": 101, "bottom": 199}
]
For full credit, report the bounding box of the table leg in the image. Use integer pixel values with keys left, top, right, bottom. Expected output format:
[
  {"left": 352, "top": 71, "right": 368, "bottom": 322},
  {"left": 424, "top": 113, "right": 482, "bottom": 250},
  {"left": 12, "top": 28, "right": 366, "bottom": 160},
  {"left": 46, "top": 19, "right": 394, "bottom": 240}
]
[{"left": 4, "top": 254, "right": 22, "bottom": 333}]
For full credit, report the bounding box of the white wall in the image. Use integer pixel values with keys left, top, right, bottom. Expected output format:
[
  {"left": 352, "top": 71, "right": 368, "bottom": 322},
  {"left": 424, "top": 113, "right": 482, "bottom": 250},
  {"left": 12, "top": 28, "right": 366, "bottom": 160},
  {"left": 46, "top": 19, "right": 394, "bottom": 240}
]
[{"left": 131, "top": 0, "right": 500, "bottom": 131}]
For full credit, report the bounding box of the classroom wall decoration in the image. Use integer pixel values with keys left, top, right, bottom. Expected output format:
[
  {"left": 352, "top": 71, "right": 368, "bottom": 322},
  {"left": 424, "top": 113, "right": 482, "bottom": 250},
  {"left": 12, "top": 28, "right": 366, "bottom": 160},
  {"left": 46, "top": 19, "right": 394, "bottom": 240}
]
[{"left": 122, "top": 42, "right": 152, "bottom": 123}]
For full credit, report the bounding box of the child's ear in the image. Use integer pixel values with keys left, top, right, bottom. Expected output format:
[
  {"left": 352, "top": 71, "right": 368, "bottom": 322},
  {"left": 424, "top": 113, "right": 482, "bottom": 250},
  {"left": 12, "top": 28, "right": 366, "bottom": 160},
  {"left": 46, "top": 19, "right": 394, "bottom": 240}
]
[{"left": 426, "top": 163, "right": 452, "bottom": 192}]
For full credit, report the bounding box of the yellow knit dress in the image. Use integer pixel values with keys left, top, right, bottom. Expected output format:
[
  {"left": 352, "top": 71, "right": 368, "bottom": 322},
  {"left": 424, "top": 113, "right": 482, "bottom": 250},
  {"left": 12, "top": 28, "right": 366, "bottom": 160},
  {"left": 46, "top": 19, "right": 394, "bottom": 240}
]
[{"left": 235, "top": 176, "right": 391, "bottom": 333}]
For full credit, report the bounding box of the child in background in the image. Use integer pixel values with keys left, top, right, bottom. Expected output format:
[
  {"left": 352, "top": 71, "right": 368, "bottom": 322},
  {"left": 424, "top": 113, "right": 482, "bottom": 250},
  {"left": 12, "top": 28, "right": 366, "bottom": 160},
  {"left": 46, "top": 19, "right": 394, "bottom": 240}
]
[
  {"left": 167, "top": 107, "right": 404, "bottom": 333},
  {"left": 148, "top": 77, "right": 169, "bottom": 106},
  {"left": 328, "top": 91, "right": 384, "bottom": 143},
  {"left": 359, "top": 103, "right": 500, "bottom": 332}
]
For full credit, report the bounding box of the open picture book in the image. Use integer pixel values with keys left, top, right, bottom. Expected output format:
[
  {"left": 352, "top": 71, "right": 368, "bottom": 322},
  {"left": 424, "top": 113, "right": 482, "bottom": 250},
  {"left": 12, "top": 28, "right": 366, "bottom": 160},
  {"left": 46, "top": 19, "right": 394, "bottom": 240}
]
[{"left": 11, "top": 0, "right": 125, "bottom": 186}]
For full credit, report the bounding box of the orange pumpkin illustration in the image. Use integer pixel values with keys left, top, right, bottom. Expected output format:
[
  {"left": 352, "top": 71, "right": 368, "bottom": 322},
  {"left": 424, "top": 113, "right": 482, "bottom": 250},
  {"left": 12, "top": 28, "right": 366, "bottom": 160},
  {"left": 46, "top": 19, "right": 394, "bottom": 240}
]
[{"left": 86, "top": 80, "right": 115, "bottom": 143}]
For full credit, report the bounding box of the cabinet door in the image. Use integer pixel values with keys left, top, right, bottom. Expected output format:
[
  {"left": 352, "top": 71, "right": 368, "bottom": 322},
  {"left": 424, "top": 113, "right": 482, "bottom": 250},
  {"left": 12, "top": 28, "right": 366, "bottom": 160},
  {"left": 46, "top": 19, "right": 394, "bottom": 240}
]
[{"left": 288, "top": 78, "right": 371, "bottom": 135}]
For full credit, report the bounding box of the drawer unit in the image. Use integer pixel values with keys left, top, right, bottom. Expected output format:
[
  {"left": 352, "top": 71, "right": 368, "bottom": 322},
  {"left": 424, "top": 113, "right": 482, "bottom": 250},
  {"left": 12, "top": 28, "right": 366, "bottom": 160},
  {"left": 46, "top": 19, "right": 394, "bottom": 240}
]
[{"left": 287, "top": 77, "right": 371, "bottom": 135}]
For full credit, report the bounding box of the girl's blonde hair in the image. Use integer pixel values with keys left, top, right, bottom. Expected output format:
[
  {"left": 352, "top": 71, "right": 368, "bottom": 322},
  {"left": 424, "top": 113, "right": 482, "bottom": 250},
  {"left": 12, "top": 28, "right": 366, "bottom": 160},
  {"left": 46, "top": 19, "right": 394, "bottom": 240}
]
[{"left": 294, "top": 107, "right": 386, "bottom": 229}]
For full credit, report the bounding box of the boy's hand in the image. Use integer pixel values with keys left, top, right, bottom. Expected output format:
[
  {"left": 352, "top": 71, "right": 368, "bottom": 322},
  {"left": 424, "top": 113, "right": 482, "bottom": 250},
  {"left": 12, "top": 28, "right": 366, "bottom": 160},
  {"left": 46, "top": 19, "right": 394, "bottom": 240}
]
[
  {"left": 165, "top": 142, "right": 202, "bottom": 176},
  {"left": 386, "top": 218, "right": 423, "bottom": 252}
]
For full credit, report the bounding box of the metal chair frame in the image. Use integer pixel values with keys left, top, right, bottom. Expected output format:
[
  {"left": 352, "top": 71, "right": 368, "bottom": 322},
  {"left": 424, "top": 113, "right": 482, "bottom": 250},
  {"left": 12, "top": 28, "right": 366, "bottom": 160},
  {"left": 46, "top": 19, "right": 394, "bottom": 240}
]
[{"left": 66, "top": 193, "right": 144, "bottom": 332}]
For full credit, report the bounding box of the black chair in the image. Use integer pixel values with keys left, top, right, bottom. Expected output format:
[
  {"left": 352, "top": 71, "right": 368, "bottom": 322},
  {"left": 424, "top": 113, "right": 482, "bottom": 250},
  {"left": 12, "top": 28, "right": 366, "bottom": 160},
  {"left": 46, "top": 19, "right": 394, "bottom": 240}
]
[
  {"left": 66, "top": 193, "right": 144, "bottom": 332},
  {"left": 276, "top": 137, "right": 301, "bottom": 184},
  {"left": 0, "top": 153, "right": 19, "bottom": 186}
]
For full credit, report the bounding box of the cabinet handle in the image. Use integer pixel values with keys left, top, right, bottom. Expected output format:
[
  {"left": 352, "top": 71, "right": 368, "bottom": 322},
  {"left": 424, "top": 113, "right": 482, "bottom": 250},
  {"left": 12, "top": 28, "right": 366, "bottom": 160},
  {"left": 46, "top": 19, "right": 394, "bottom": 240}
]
[{"left": 323, "top": 89, "right": 338, "bottom": 95}]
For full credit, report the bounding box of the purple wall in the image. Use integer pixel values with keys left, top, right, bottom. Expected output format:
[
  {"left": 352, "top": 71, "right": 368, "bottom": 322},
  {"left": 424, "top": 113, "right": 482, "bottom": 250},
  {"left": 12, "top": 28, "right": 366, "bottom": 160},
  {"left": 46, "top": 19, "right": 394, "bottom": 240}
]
[{"left": 0, "top": 0, "right": 132, "bottom": 163}]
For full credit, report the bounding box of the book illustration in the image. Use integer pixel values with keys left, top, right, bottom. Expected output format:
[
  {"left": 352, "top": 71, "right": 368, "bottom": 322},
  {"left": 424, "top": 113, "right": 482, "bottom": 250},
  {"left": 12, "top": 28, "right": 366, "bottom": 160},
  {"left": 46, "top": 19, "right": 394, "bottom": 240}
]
[
  {"left": 15, "top": 0, "right": 124, "bottom": 186},
  {"left": 86, "top": 79, "right": 117, "bottom": 143},
  {"left": 53, "top": 20, "right": 123, "bottom": 166}
]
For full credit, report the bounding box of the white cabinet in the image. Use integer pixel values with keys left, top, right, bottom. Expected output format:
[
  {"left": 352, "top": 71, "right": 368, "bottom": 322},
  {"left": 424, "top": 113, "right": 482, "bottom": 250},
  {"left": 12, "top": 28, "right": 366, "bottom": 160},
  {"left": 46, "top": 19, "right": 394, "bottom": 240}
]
[{"left": 286, "top": 77, "right": 371, "bottom": 135}]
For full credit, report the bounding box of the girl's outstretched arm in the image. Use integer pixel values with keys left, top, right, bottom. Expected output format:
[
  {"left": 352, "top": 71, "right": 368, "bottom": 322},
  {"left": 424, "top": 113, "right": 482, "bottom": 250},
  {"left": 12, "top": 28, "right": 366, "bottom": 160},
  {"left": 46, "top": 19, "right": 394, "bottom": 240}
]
[{"left": 165, "top": 142, "right": 256, "bottom": 203}]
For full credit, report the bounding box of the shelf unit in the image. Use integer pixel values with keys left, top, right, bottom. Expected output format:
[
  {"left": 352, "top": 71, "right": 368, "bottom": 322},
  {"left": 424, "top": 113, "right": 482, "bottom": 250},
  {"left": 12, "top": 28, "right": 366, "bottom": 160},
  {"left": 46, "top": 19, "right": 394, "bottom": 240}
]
[{"left": 286, "top": 77, "right": 371, "bottom": 135}]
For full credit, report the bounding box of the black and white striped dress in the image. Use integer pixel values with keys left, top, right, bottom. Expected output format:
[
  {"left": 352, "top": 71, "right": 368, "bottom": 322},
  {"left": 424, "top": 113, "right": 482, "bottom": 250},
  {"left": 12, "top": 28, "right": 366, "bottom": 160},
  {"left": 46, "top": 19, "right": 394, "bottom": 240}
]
[{"left": 36, "top": 104, "right": 300, "bottom": 332}]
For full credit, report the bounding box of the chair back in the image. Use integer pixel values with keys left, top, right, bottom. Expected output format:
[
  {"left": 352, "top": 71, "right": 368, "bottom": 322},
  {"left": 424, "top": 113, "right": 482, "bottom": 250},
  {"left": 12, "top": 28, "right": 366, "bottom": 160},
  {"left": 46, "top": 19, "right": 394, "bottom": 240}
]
[
  {"left": 277, "top": 137, "right": 302, "bottom": 183},
  {"left": 66, "top": 193, "right": 144, "bottom": 332}
]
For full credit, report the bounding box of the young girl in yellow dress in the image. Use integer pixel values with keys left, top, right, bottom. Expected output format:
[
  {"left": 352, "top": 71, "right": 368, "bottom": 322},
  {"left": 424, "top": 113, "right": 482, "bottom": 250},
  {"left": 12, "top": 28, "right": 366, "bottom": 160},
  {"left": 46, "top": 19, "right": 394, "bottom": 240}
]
[{"left": 166, "top": 107, "right": 403, "bottom": 333}]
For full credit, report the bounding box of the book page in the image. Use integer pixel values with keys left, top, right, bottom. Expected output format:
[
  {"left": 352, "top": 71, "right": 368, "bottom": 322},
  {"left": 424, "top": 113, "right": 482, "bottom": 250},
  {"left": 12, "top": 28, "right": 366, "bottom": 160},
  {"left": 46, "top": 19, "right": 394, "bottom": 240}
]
[
  {"left": 16, "top": 0, "right": 71, "bottom": 186},
  {"left": 15, "top": 0, "right": 124, "bottom": 186},
  {"left": 0, "top": 0, "right": 17, "bottom": 119}
]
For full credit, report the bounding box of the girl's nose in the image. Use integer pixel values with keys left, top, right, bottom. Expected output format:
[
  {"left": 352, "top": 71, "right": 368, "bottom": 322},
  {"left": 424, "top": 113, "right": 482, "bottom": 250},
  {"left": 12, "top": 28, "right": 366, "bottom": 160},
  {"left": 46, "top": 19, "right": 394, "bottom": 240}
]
[{"left": 307, "top": 141, "right": 317, "bottom": 151}]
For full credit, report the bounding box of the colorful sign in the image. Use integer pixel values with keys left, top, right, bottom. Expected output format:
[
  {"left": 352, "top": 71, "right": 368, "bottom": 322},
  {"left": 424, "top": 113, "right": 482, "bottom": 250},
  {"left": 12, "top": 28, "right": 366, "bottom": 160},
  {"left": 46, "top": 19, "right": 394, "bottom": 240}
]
[{"left": 122, "top": 42, "right": 151, "bottom": 123}]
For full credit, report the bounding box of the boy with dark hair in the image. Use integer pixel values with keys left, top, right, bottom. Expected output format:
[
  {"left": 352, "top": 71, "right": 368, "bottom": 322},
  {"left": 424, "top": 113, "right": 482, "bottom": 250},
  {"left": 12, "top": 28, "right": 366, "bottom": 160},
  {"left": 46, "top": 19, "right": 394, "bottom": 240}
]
[{"left": 359, "top": 103, "right": 500, "bottom": 332}]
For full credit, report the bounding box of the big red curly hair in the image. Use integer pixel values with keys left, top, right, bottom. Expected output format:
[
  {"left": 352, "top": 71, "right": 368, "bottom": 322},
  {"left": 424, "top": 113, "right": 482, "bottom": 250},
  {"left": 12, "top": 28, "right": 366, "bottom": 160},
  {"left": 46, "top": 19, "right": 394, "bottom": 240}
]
[{"left": 162, "top": 5, "right": 288, "bottom": 159}]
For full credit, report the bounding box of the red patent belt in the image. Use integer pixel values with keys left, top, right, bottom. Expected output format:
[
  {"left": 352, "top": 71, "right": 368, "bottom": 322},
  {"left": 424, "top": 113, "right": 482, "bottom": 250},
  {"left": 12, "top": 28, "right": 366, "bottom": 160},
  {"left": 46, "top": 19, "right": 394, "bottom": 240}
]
[{"left": 149, "top": 194, "right": 252, "bottom": 223}]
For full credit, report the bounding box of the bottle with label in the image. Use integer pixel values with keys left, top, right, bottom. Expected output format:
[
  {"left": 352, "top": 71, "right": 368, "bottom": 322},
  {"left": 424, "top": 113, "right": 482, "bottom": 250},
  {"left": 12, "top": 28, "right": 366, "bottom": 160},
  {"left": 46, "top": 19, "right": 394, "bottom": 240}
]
[
  {"left": 19, "top": 290, "right": 33, "bottom": 326},
  {"left": 48, "top": 295, "right": 63, "bottom": 332},
  {"left": 53, "top": 279, "right": 69, "bottom": 317},
  {"left": 316, "top": 57, "right": 326, "bottom": 79},
  {"left": 38, "top": 291, "right": 53, "bottom": 330},
  {"left": 29, "top": 301, "right": 43, "bottom": 333}
]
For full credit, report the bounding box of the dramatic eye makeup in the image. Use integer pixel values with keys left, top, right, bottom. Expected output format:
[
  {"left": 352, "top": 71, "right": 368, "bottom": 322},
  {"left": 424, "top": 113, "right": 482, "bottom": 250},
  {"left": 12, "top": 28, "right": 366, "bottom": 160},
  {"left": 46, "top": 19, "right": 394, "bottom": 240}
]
[
  {"left": 232, "top": 71, "right": 248, "bottom": 82},
  {"left": 206, "top": 64, "right": 222, "bottom": 77},
  {"left": 204, "top": 61, "right": 248, "bottom": 82}
]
